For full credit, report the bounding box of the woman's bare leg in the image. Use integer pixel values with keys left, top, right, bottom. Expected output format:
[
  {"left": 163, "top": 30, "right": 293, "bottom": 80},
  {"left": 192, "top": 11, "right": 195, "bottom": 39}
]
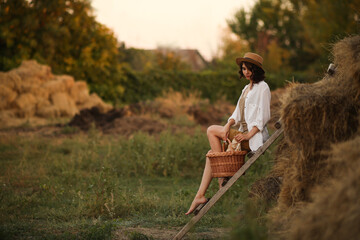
[
  {"left": 185, "top": 156, "right": 212, "bottom": 215},
  {"left": 185, "top": 125, "right": 224, "bottom": 215},
  {"left": 207, "top": 125, "right": 223, "bottom": 152}
]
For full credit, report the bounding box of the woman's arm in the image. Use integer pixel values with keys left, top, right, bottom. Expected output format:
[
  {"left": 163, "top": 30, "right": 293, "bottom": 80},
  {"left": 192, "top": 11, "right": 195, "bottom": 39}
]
[
  {"left": 234, "top": 126, "right": 259, "bottom": 142},
  {"left": 221, "top": 118, "right": 235, "bottom": 141}
]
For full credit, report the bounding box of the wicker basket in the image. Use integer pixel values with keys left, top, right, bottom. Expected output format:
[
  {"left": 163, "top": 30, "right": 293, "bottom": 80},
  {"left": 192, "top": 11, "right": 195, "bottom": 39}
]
[{"left": 207, "top": 146, "right": 247, "bottom": 178}]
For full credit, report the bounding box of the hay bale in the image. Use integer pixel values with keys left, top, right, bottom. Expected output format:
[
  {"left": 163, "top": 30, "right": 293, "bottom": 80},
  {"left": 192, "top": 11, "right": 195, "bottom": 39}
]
[
  {"left": 0, "top": 85, "right": 17, "bottom": 110},
  {"left": 288, "top": 137, "right": 360, "bottom": 240},
  {"left": 249, "top": 175, "right": 282, "bottom": 202},
  {"left": 43, "top": 79, "right": 67, "bottom": 95},
  {"left": 276, "top": 83, "right": 357, "bottom": 206},
  {"left": 41, "top": 75, "right": 74, "bottom": 96},
  {"left": 332, "top": 35, "right": 360, "bottom": 90},
  {"left": 269, "top": 87, "right": 286, "bottom": 128},
  {"left": 13, "top": 60, "right": 53, "bottom": 83},
  {"left": 36, "top": 105, "right": 61, "bottom": 118},
  {"left": 18, "top": 77, "right": 43, "bottom": 93},
  {"left": 282, "top": 81, "right": 358, "bottom": 154},
  {"left": 33, "top": 87, "right": 50, "bottom": 100},
  {"left": 267, "top": 35, "right": 360, "bottom": 238},
  {"left": 36, "top": 97, "right": 51, "bottom": 110},
  {"left": 13, "top": 93, "right": 37, "bottom": 117},
  {"left": 35, "top": 93, "right": 59, "bottom": 118},
  {"left": 50, "top": 92, "right": 78, "bottom": 117},
  {"left": 0, "top": 109, "right": 17, "bottom": 119},
  {"left": 54, "top": 75, "right": 75, "bottom": 90},
  {"left": 0, "top": 71, "right": 22, "bottom": 92},
  {"left": 20, "top": 82, "right": 38, "bottom": 93},
  {"left": 77, "top": 93, "right": 112, "bottom": 113},
  {"left": 69, "top": 81, "right": 89, "bottom": 104},
  {"left": 276, "top": 36, "right": 360, "bottom": 207},
  {"left": 13, "top": 93, "right": 37, "bottom": 110},
  {"left": 0, "top": 60, "right": 115, "bottom": 128}
]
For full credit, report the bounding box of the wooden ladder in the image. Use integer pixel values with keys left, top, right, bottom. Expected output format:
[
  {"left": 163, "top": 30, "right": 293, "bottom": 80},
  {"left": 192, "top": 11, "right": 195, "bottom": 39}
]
[{"left": 173, "top": 123, "right": 284, "bottom": 240}]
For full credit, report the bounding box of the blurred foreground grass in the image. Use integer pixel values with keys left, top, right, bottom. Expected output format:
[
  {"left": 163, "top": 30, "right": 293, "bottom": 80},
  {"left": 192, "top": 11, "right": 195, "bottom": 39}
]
[{"left": 0, "top": 127, "right": 277, "bottom": 239}]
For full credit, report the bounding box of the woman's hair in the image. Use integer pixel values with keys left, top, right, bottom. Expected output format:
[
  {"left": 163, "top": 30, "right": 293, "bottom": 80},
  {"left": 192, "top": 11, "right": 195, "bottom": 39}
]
[{"left": 238, "top": 61, "right": 265, "bottom": 83}]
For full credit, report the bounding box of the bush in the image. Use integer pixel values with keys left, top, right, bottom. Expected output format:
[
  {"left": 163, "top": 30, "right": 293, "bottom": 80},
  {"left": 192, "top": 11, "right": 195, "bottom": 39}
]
[
  {"left": 89, "top": 70, "right": 242, "bottom": 105},
  {"left": 90, "top": 68, "right": 315, "bottom": 105}
]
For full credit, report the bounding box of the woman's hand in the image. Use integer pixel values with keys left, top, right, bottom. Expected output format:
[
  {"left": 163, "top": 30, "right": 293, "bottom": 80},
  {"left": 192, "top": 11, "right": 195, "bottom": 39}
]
[
  {"left": 220, "top": 126, "right": 230, "bottom": 141},
  {"left": 234, "top": 132, "right": 250, "bottom": 142},
  {"left": 235, "top": 126, "right": 260, "bottom": 142},
  {"left": 221, "top": 119, "right": 234, "bottom": 141}
]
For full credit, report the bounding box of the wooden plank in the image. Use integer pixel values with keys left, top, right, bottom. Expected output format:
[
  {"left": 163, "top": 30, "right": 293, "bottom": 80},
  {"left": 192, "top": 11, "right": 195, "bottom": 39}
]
[{"left": 172, "top": 127, "right": 284, "bottom": 240}]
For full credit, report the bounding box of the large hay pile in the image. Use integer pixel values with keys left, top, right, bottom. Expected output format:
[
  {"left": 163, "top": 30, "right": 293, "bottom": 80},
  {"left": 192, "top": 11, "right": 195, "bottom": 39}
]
[
  {"left": 265, "top": 35, "right": 360, "bottom": 239},
  {"left": 288, "top": 137, "right": 360, "bottom": 240},
  {"left": 0, "top": 60, "right": 112, "bottom": 128}
]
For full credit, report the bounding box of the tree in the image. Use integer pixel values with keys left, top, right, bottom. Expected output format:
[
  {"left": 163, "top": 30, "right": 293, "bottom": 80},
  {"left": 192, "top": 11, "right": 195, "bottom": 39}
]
[
  {"left": 227, "top": 0, "right": 319, "bottom": 71},
  {"left": 227, "top": 0, "right": 359, "bottom": 72},
  {"left": 212, "top": 26, "right": 250, "bottom": 71},
  {"left": 0, "top": 0, "right": 35, "bottom": 69},
  {"left": 300, "top": 0, "right": 360, "bottom": 54},
  {"left": 0, "top": 0, "right": 124, "bottom": 83},
  {"left": 0, "top": 0, "right": 127, "bottom": 104},
  {"left": 264, "top": 40, "right": 291, "bottom": 72}
]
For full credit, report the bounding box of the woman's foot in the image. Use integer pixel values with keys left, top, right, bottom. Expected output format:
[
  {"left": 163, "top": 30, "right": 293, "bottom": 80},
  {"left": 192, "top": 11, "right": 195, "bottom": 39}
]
[
  {"left": 218, "top": 177, "right": 231, "bottom": 189},
  {"left": 185, "top": 195, "right": 208, "bottom": 215}
]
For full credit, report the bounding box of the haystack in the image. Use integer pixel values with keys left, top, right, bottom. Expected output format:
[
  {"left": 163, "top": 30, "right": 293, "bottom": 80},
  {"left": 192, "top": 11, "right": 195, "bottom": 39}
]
[
  {"left": 263, "top": 35, "right": 360, "bottom": 238},
  {"left": 0, "top": 60, "right": 112, "bottom": 128},
  {"left": 288, "top": 137, "right": 360, "bottom": 240}
]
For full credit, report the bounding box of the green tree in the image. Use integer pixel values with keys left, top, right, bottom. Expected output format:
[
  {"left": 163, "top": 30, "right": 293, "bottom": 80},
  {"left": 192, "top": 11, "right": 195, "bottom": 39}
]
[
  {"left": 212, "top": 26, "right": 250, "bottom": 71},
  {"left": 300, "top": 0, "right": 359, "bottom": 54},
  {"left": 227, "top": 0, "right": 359, "bottom": 72},
  {"left": 227, "top": 0, "right": 318, "bottom": 71},
  {"left": 0, "top": 0, "right": 126, "bottom": 103},
  {"left": 1, "top": 0, "right": 124, "bottom": 80},
  {"left": 0, "top": 0, "right": 35, "bottom": 69}
]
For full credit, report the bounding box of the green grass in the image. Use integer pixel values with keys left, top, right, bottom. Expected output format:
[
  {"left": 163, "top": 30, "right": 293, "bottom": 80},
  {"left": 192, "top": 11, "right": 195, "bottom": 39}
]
[{"left": 0, "top": 127, "right": 277, "bottom": 239}]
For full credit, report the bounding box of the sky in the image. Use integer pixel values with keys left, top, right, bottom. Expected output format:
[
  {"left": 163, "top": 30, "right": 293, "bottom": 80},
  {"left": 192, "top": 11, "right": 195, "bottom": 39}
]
[{"left": 91, "top": 0, "right": 254, "bottom": 61}]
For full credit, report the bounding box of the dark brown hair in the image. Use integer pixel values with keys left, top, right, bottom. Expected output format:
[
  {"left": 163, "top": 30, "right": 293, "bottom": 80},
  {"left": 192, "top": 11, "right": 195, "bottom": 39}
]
[{"left": 238, "top": 61, "right": 265, "bottom": 83}]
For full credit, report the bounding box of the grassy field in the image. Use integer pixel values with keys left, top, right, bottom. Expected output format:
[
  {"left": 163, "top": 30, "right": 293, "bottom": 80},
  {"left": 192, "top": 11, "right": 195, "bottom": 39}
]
[{"left": 0, "top": 126, "right": 277, "bottom": 239}]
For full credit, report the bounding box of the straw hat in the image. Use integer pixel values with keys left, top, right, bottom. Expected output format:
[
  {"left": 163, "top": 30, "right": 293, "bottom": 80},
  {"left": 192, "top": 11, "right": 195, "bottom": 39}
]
[{"left": 236, "top": 52, "right": 264, "bottom": 71}]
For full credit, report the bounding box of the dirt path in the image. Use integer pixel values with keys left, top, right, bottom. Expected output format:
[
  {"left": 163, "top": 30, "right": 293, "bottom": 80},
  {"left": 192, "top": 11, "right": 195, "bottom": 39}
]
[{"left": 115, "top": 227, "right": 230, "bottom": 240}]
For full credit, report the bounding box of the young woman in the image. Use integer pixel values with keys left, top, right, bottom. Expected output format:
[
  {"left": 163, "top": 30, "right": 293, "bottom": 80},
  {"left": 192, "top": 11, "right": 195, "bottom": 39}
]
[{"left": 185, "top": 52, "right": 271, "bottom": 215}]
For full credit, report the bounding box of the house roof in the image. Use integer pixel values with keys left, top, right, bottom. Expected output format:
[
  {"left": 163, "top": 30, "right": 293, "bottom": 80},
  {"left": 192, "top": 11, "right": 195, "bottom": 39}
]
[{"left": 149, "top": 48, "right": 209, "bottom": 71}]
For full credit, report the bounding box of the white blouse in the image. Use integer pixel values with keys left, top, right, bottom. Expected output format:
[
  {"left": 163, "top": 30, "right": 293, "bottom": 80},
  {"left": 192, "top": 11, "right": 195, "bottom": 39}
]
[{"left": 228, "top": 81, "right": 271, "bottom": 151}]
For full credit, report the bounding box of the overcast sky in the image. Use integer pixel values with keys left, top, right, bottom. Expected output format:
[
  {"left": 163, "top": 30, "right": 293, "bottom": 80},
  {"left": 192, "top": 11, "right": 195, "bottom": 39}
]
[{"left": 91, "top": 0, "right": 254, "bottom": 60}]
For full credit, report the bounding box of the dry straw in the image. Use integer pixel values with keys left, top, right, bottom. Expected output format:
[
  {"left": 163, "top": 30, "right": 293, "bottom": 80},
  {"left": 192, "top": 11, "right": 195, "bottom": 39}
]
[
  {"left": 261, "top": 35, "right": 360, "bottom": 239},
  {"left": 288, "top": 136, "right": 360, "bottom": 240},
  {"left": 289, "top": 137, "right": 360, "bottom": 240},
  {"left": 0, "top": 60, "right": 112, "bottom": 127}
]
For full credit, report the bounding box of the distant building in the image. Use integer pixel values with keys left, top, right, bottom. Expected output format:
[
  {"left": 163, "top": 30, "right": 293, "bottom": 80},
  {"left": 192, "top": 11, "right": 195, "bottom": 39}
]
[
  {"left": 156, "top": 48, "right": 209, "bottom": 71},
  {"left": 124, "top": 47, "right": 209, "bottom": 72}
]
